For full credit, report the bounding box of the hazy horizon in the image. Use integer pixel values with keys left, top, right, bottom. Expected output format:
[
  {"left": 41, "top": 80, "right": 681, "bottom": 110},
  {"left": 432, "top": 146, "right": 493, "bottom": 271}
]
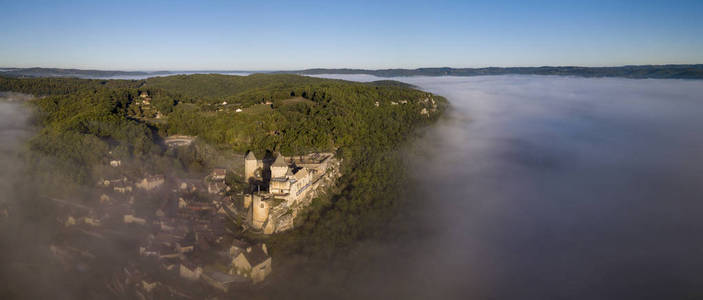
[{"left": 3, "top": 64, "right": 703, "bottom": 73}]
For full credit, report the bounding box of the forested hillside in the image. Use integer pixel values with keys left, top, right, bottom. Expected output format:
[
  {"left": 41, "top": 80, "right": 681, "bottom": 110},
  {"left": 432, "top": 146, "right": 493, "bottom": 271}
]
[{"left": 0, "top": 73, "right": 446, "bottom": 253}]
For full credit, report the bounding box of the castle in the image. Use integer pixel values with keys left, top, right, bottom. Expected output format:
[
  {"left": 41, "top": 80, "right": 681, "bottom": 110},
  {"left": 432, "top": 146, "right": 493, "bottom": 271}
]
[{"left": 241, "top": 151, "right": 340, "bottom": 234}]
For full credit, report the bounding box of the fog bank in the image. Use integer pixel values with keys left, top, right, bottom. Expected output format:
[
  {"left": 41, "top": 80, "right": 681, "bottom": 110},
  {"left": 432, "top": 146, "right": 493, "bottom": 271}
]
[
  {"left": 0, "top": 97, "right": 32, "bottom": 207},
  {"left": 296, "top": 75, "right": 703, "bottom": 299}
]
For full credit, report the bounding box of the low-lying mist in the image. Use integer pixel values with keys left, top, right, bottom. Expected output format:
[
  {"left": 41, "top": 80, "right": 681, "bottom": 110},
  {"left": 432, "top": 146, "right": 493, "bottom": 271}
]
[
  {"left": 0, "top": 95, "right": 32, "bottom": 202},
  {"left": 0, "top": 94, "right": 96, "bottom": 300},
  {"left": 283, "top": 75, "right": 703, "bottom": 299},
  {"left": 0, "top": 92, "right": 245, "bottom": 299}
]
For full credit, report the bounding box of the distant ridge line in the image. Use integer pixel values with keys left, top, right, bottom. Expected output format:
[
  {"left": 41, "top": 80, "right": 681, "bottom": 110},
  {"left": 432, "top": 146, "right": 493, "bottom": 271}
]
[
  {"left": 282, "top": 64, "right": 703, "bottom": 79},
  {"left": 2, "top": 65, "right": 703, "bottom": 79}
]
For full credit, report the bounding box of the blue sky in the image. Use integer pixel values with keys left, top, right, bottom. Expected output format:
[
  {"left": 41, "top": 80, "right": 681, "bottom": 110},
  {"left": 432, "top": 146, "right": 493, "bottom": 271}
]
[{"left": 1, "top": 0, "right": 702, "bottom": 70}]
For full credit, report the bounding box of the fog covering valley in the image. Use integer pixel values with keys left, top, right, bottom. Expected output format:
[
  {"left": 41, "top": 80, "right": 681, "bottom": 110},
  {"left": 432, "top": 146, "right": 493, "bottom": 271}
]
[
  {"left": 277, "top": 75, "right": 703, "bottom": 299},
  {"left": 1, "top": 76, "right": 703, "bottom": 299}
]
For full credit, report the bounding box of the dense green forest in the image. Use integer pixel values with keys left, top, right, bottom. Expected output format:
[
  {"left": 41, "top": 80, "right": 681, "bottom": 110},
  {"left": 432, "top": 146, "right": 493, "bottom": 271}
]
[{"left": 0, "top": 73, "right": 446, "bottom": 254}]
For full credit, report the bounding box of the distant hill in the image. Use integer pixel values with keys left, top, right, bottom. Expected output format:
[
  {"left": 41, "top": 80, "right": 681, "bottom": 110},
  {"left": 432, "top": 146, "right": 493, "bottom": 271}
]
[
  {"left": 284, "top": 65, "right": 703, "bottom": 79},
  {"left": 0, "top": 67, "right": 168, "bottom": 78},
  {"left": 4, "top": 65, "right": 702, "bottom": 80}
]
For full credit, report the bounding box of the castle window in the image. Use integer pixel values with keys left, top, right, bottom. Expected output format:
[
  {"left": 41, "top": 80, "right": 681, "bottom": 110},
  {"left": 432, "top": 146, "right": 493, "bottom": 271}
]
[{"left": 260, "top": 203, "right": 264, "bottom": 208}]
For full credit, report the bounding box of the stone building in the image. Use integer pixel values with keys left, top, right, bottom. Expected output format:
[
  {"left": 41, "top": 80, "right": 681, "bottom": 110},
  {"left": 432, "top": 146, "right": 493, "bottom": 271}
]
[
  {"left": 179, "top": 261, "right": 203, "bottom": 280},
  {"left": 210, "top": 168, "right": 226, "bottom": 181},
  {"left": 230, "top": 243, "right": 272, "bottom": 284},
  {"left": 136, "top": 175, "right": 164, "bottom": 191}
]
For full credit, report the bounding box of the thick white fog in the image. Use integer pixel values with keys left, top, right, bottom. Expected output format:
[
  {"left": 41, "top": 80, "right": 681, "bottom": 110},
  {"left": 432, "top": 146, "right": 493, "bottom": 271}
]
[
  {"left": 0, "top": 96, "right": 32, "bottom": 208},
  {"left": 294, "top": 75, "right": 703, "bottom": 299}
]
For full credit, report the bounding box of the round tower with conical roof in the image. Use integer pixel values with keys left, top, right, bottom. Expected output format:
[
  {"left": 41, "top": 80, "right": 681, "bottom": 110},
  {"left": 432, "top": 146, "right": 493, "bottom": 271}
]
[{"left": 244, "top": 151, "right": 257, "bottom": 182}]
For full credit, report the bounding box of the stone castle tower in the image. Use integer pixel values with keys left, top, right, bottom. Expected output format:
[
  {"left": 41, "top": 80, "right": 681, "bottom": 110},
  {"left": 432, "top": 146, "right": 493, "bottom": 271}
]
[
  {"left": 251, "top": 194, "right": 269, "bottom": 230},
  {"left": 244, "top": 151, "right": 257, "bottom": 182},
  {"left": 270, "top": 154, "right": 288, "bottom": 179}
]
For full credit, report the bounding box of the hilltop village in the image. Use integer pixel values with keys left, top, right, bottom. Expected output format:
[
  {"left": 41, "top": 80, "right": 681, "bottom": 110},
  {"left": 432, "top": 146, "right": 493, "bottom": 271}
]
[{"left": 47, "top": 143, "right": 339, "bottom": 298}]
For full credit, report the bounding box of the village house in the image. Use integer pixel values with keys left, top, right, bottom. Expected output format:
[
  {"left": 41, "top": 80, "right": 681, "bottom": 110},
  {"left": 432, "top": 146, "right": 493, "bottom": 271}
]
[
  {"left": 161, "top": 257, "right": 180, "bottom": 272},
  {"left": 124, "top": 214, "right": 147, "bottom": 225},
  {"left": 208, "top": 181, "right": 227, "bottom": 194},
  {"left": 62, "top": 215, "right": 77, "bottom": 227},
  {"left": 82, "top": 215, "right": 101, "bottom": 226},
  {"left": 141, "top": 279, "right": 159, "bottom": 293},
  {"left": 113, "top": 183, "right": 133, "bottom": 194},
  {"left": 210, "top": 168, "right": 226, "bottom": 181},
  {"left": 179, "top": 261, "right": 203, "bottom": 280},
  {"left": 207, "top": 168, "right": 228, "bottom": 194},
  {"left": 139, "top": 91, "right": 151, "bottom": 105},
  {"left": 119, "top": 265, "right": 159, "bottom": 295},
  {"left": 136, "top": 175, "right": 164, "bottom": 191},
  {"left": 178, "top": 232, "right": 196, "bottom": 253},
  {"left": 230, "top": 242, "right": 272, "bottom": 284}
]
